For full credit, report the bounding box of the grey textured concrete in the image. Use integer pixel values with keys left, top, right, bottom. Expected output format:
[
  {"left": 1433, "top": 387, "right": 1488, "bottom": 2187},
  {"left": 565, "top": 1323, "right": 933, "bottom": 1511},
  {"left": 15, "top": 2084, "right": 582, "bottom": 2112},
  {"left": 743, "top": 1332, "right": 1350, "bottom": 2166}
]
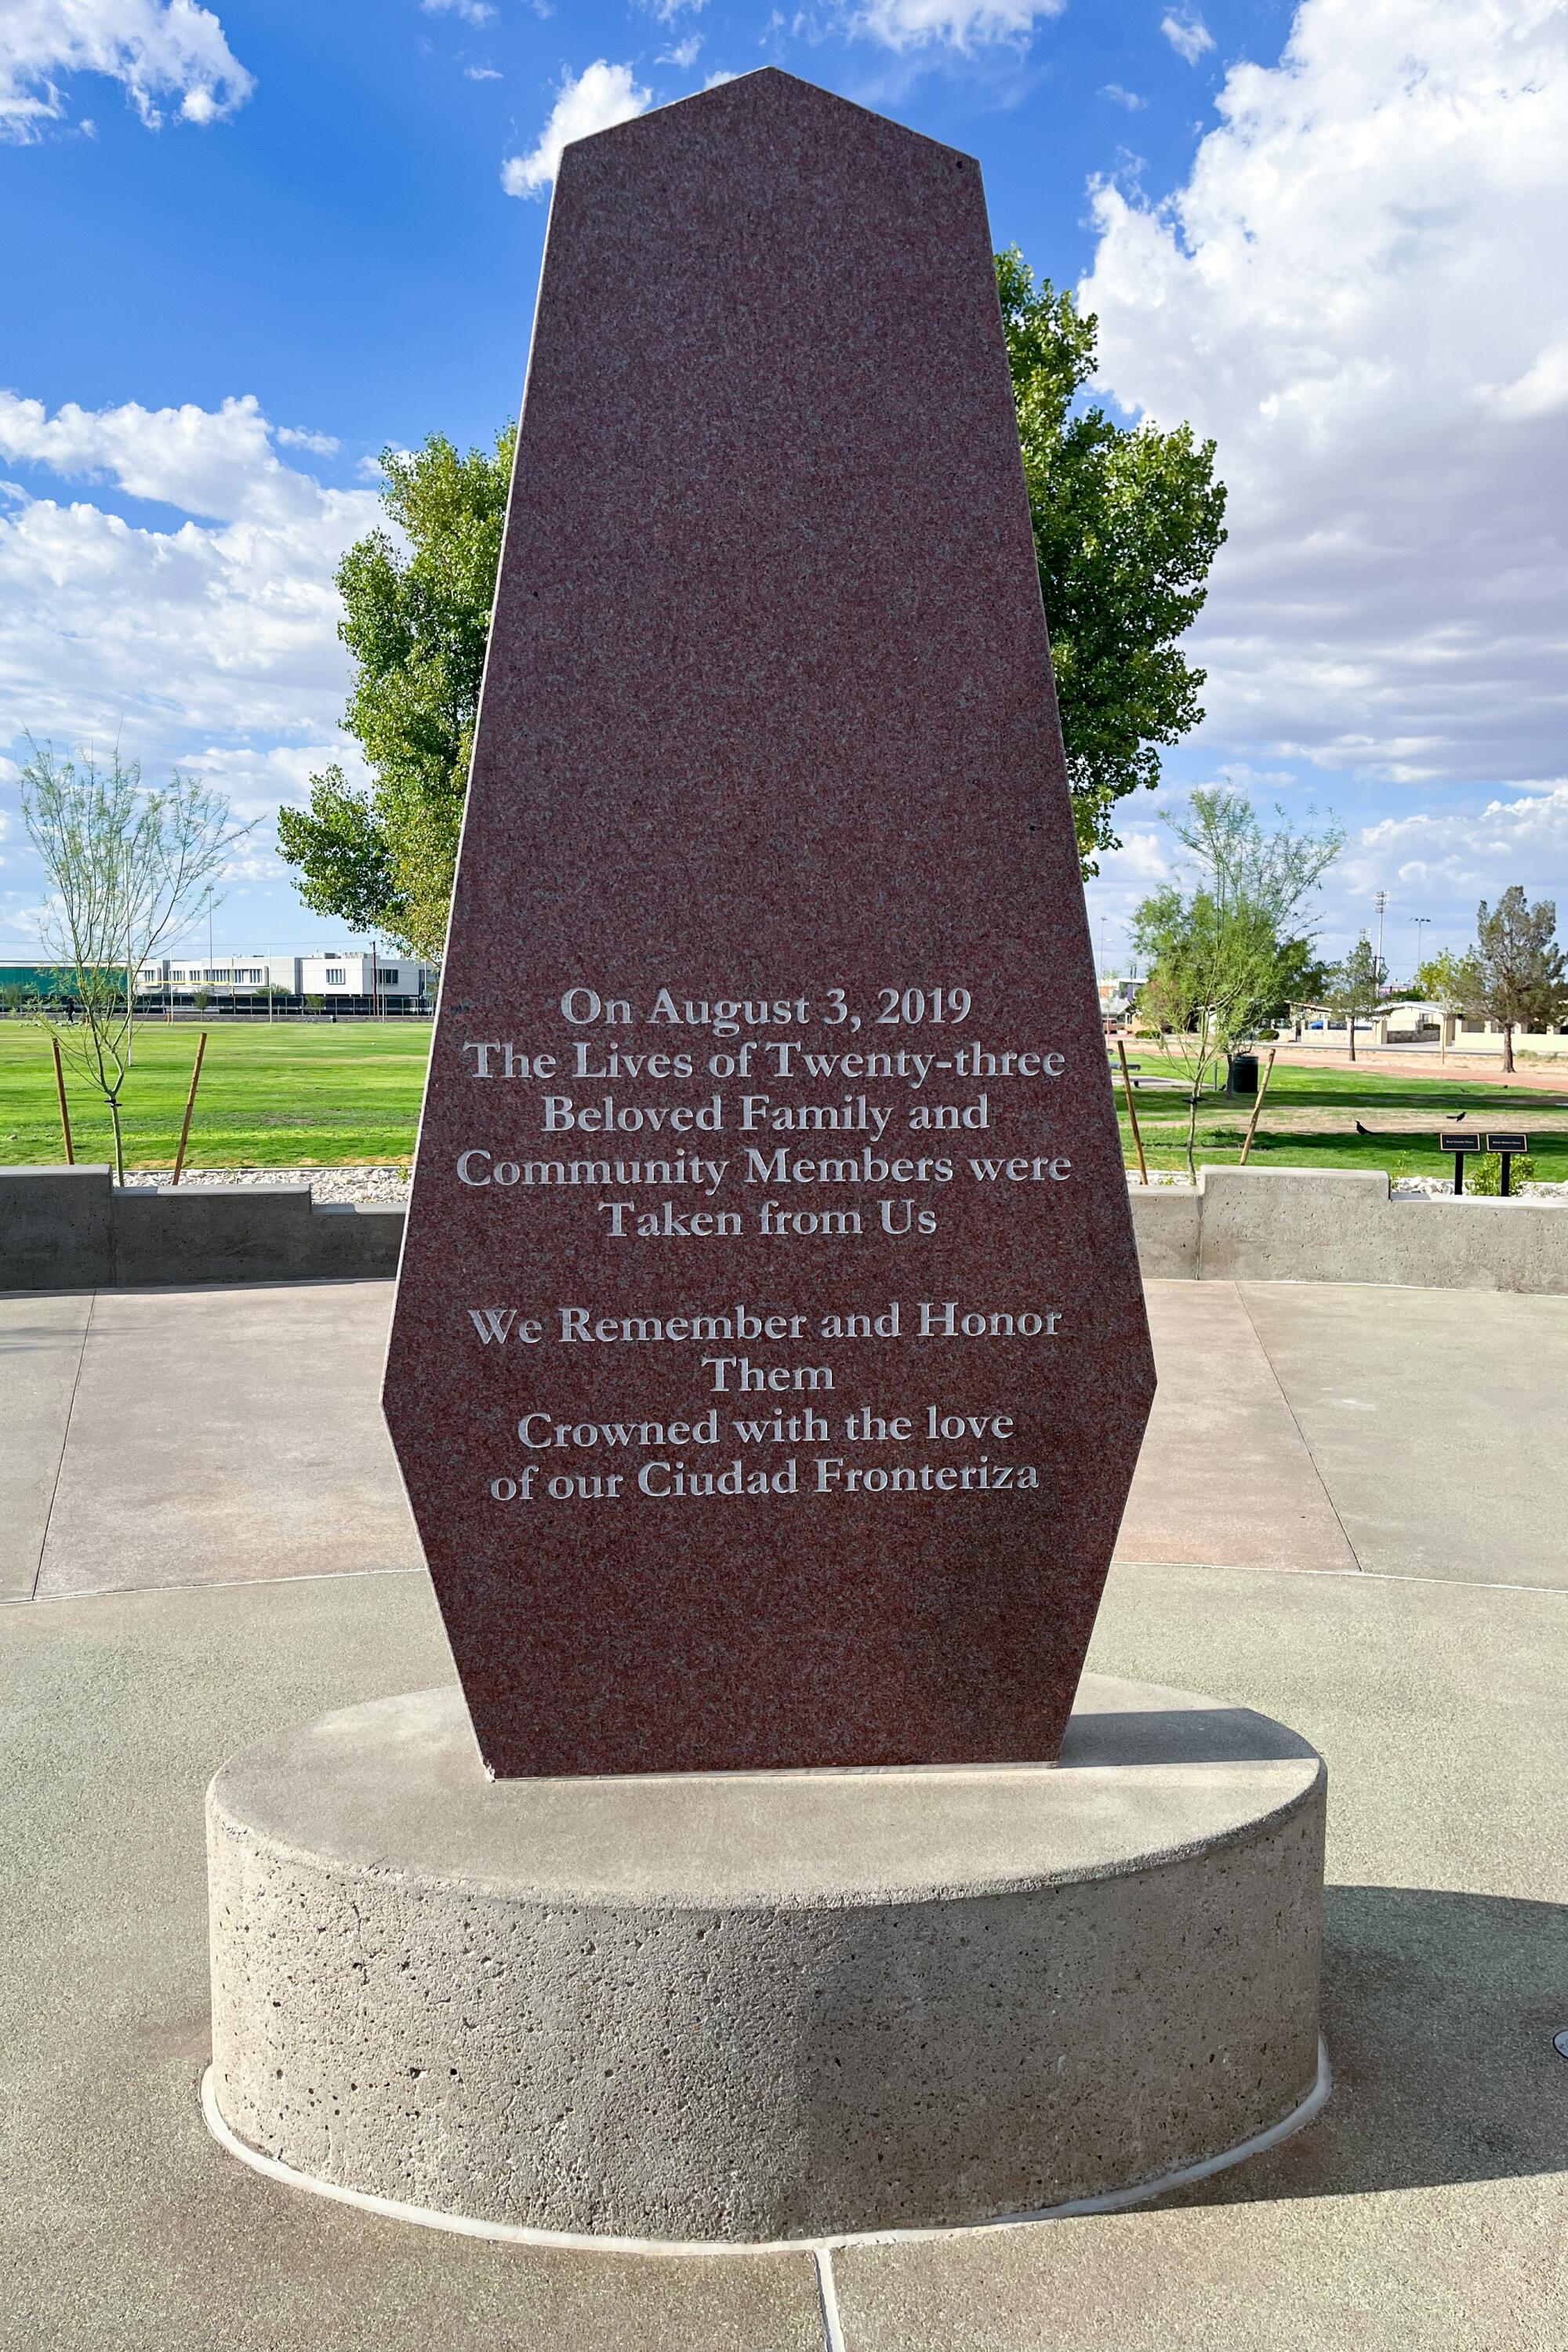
[
  {"left": 114, "top": 1183, "right": 404, "bottom": 1287},
  {"left": 0, "top": 1291, "right": 90, "bottom": 1599},
  {"left": 5, "top": 1556, "right": 1563, "bottom": 2347},
  {"left": 33, "top": 1283, "right": 420, "bottom": 1599},
  {"left": 1116, "top": 1282, "right": 1357, "bottom": 1573},
  {"left": 12, "top": 1159, "right": 1568, "bottom": 1294},
  {"left": 0, "top": 1163, "right": 113, "bottom": 1289},
  {"left": 1127, "top": 1181, "right": 1200, "bottom": 1278},
  {"left": 831, "top": 1558, "right": 1568, "bottom": 2352},
  {"left": 1125, "top": 1164, "right": 1568, "bottom": 1293},
  {"left": 0, "top": 1574, "right": 826, "bottom": 2352},
  {"left": 1237, "top": 1281, "right": 1568, "bottom": 1588},
  {"left": 207, "top": 1676, "right": 1324, "bottom": 2241},
  {"left": 0, "top": 1166, "right": 403, "bottom": 1290}
]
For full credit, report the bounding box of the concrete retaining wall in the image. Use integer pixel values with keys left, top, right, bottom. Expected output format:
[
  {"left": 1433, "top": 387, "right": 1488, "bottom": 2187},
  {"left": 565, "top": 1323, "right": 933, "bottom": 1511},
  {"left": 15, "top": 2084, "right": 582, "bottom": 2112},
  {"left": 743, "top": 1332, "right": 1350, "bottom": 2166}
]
[
  {"left": 5, "top": 1163, "right": 1568, "bottom": 1294},
  {"left": 0, "top": 1167, "right": 402, "bottom": 1290},
  {"left": 1129, "top": 1167, "right": 1568, "bottom": 1293}
]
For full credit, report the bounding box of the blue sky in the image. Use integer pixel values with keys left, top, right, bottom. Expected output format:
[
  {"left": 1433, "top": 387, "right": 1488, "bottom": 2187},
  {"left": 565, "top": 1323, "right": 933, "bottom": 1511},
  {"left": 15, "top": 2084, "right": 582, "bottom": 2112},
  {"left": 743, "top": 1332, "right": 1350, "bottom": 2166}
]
[{"left": 2, "top": 0, "right": 1566, "bottom": 982}]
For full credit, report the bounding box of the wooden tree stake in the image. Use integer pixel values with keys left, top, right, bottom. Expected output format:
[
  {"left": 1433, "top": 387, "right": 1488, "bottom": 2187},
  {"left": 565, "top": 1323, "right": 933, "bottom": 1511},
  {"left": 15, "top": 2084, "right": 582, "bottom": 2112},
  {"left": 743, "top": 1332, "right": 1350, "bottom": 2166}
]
[
  {"left": 1239, "top": 1047, "right": 1277, "bottom": 1166},
  {"left": 1117, "top": 1039, "right": 1149, "bottom": 1185},
  {"left": 52, "top": 1039, "right": 74, "bottom": 1164},
  {"left": 172, "top": 1030, "right": 209, "bottom": 1185}
]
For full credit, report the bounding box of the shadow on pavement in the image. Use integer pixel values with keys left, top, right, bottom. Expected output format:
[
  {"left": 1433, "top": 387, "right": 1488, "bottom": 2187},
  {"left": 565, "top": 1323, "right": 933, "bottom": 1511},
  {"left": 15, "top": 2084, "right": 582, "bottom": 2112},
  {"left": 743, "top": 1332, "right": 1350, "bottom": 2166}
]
[{"left": 1166, "top": 1885, "right": 1568, "bottom": 2207}]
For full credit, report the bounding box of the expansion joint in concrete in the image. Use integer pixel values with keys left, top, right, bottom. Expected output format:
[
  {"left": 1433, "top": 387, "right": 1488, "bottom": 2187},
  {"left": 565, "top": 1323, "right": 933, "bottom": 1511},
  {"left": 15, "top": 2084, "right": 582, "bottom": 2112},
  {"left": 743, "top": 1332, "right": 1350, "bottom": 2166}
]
[
  {"left": 31, "top": 1293, "right": 93, "bottom": 1602},
  {"left": 1234, "top": 1283, "right": 1365, "bottom": 1570}
]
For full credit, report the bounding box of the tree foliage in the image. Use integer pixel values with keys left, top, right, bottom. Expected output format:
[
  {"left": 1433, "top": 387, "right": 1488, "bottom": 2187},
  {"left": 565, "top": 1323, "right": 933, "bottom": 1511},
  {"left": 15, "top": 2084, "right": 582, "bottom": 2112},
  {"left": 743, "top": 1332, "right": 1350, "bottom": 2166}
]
[
  {"left": 278, "top": 257, "right": 1225, "bottom": 949},
  {"left": 1131, "top": 789, "right": 1341, "bottom": 1171},
  {"left": 21, "top": 742, "right": 251, "bottom": 1181},
  {"left": 996, "top": 250, "right": 1229, "bottom": 868},
  {"left": 1323, "top": 937, "right": 1383, "bottom": 1064},
  {"left": 1467, "top": 887, "right": 1568, "bottom": 1073},
  {"left": 277, "top": 427, "right": 515, "bottom": 960}
]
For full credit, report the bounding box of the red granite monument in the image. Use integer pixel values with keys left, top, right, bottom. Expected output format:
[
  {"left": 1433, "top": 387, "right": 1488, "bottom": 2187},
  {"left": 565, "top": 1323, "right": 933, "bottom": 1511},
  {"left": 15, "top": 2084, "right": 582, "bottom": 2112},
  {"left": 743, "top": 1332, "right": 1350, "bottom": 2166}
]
[{"left": 383, "top": 68, "right": 1156, "bottom": 1777}]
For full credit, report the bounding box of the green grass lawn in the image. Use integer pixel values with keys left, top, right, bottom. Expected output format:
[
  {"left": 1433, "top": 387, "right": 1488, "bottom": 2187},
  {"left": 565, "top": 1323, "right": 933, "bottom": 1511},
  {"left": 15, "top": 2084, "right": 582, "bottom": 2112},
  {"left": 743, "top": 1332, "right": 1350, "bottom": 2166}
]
[
  {"left": 4, "top": 1018, "right": 1567, "bottom": 1181},
  {"left": 1113, "top": 1050, "right": 1568, "bottom": 1181},
  {"left": 0, "top": 1019, "right": 432, "bottom": 1169}
]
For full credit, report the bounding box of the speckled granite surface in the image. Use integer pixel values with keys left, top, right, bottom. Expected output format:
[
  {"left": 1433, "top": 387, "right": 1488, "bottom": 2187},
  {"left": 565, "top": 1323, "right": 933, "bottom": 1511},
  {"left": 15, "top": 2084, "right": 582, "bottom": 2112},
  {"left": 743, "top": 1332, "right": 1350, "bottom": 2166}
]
[{"left": 383, "top": 70, "right": 1154, "bottom": 1776}]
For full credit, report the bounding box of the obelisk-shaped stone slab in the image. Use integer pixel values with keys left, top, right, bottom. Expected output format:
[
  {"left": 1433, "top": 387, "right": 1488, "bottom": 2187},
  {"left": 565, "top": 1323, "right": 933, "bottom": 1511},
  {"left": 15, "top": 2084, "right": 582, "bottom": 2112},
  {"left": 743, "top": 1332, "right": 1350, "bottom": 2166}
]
[{"left": 383, "top": 68, "right": 1156, "bottom": 1777}]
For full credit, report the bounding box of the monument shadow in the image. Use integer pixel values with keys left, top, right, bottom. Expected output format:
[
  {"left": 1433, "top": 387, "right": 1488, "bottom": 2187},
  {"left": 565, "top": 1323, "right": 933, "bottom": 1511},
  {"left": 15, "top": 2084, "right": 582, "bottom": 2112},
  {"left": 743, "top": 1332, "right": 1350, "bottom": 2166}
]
[{"left": 1156, "top": 1885, "right": 1568, "bottom": 2206}]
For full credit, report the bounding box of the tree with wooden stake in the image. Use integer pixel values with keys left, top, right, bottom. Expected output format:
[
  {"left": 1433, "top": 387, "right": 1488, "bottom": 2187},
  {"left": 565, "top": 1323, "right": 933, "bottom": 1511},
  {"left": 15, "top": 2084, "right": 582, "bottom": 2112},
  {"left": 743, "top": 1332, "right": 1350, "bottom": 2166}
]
[
  {"left": 20, "top": 742, "right": 252, "bottom": 1183},
  {"left": 1132, "top": 789, "right": 1341, "bottom": 1177}
]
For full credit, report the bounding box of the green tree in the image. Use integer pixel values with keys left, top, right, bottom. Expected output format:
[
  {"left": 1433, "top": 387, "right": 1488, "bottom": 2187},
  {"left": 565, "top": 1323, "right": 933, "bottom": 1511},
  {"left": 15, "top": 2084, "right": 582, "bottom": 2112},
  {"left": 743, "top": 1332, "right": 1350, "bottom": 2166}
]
[
  {"left": 996, "top": 250, "right": 1229, "bottom": 867},
  {"left": 278, "top": 427, "right": 516, "bottom": 961},
  {"left": 1468, "top": 887, "right": 1568, "bottom": 1074},
  {"left": 1323, "top": 937, "right": 1384, "bottom": 1063},
  {"left": 1413, "top": 948, "right": 1479, "bottom": 1064},
  {"left": 1131, "top": 789, "right": 1341, "bottom": 1171}
]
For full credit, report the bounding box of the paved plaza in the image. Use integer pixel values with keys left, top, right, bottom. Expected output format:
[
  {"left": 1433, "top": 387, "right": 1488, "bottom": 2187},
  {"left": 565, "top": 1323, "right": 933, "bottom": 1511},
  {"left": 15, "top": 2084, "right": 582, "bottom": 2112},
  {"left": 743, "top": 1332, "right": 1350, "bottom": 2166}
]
[{"left": 3, "top": 1276, "right": 1565, "bottom": 2350}]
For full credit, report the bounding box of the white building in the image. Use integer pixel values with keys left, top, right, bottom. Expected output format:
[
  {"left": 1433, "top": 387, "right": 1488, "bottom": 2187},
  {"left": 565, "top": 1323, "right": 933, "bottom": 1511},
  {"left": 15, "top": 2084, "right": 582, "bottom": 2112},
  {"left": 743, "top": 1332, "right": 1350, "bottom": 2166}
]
[
  {"left": 298, "top": 951, "right": 426, "bottom": 1001},
  {"left": 149, "top": 955, "right": 300, "bottom": 996},
  {"left": 136, "top": 953, "right": 431, "bottom": 1005}
]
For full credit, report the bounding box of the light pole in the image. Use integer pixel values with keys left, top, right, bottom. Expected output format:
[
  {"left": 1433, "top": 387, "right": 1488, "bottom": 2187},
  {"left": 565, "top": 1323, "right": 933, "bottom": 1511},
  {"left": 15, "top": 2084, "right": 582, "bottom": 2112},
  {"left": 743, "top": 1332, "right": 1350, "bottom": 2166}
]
[{"left": 1373, "top": 890, "right": 1388, "bottom": 990}]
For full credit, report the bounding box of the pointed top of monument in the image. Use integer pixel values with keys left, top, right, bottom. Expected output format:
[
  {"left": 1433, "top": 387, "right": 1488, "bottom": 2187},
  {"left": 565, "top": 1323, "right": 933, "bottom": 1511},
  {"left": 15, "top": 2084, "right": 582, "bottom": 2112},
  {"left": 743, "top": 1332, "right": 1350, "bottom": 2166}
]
[{"left": 558, "top": 60, "right": 980, "bottom": 180}]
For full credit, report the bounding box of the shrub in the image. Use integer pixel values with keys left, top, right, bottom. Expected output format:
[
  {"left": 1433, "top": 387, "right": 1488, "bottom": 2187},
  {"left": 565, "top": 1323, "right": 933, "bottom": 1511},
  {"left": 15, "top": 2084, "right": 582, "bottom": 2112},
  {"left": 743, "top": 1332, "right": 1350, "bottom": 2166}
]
[{"left": 1468, "top": 1152, "right": 1536, "bottom": 1196}]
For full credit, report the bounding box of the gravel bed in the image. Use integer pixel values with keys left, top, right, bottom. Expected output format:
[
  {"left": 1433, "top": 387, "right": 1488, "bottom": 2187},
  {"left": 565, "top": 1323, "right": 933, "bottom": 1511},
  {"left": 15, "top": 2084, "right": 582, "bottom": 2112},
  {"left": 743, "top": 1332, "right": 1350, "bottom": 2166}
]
[
  {"left": 143, "top": 1165, "right": 412, "bottom": 1204},
  {"left": 1390, "top": 1174, "right": 1567, "bottom": 1200}
]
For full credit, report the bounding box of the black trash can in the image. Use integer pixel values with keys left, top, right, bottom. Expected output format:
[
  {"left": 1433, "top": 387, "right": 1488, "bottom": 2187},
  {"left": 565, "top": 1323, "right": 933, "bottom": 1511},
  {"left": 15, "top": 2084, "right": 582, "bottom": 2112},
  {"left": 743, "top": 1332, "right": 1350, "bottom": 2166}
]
[{"left": 1229, "top": 1052, "right": 1259, "bottom": 1094}]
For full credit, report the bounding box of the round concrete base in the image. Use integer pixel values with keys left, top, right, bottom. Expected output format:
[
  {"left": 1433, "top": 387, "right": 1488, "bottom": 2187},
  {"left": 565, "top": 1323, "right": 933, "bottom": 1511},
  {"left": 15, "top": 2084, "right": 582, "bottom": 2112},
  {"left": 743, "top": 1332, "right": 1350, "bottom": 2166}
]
[{"left": 205, "top": 1675, "right": 1326, "bottom": 2244}]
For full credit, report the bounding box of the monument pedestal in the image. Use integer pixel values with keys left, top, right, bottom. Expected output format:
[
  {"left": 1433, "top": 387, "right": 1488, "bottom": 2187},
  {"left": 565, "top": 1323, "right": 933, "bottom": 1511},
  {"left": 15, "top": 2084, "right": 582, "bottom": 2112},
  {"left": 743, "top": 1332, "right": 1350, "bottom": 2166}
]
[{"left": 205, "top": 1674, "right": 1327, "bottom": 2243}]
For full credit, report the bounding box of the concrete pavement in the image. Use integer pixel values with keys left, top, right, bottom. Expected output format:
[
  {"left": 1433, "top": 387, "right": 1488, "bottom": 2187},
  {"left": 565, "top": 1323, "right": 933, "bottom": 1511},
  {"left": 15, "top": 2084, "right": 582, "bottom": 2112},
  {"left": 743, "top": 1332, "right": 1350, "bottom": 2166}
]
[
  {"left": 2, "top": 1275, "right": 1566, "bottom": 2349},
  {"left": 7, "top": 1276, "right": 1567, "bottom": 1599}
]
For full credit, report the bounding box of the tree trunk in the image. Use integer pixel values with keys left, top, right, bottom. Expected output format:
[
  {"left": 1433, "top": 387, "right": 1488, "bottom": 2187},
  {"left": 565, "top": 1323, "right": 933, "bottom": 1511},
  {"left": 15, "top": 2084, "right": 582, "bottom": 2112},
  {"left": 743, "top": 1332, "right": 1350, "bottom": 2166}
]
[
  {"left": 107, "top": 1094, "right": 126, "bottom": 1186},
  {"left": 1347, "top": 1017, "right": 1356, "bottom": 1064},
  {"left": 1503, "top": 1024, "right": 1515, "bottom": 1075}
]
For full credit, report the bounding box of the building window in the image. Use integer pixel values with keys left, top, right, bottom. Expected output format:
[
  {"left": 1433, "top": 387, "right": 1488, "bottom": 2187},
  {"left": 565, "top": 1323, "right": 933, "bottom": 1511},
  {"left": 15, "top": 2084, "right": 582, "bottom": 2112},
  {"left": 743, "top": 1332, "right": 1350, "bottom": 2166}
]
[{"left": 325, "top": 967, "right": 346, "bottom": 985}]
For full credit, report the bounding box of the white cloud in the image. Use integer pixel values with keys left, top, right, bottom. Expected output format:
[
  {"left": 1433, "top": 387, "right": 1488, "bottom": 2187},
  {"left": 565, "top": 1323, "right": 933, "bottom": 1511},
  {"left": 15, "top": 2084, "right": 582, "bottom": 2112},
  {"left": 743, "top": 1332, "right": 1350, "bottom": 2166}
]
[
  {"left": 1101, "top": 83, "right": 1145, "bottom": 111},
  {"left": 1344, "top": 784, "right": 1568, "bottom": 906},
  {"left": 500, "top": 60, "right": 651, "bottom": 198},
  {"left": 422, "top": 0, "right": 493, "bottom": 23},
  {"left": 274, "top": 425, "right": 339, "bottom": 456},
  {"left": 659, "top": 34, "right": 702, "bottom": 67},
  {"left": 1160, "top": 9, "right": 1214, "bottom": 65},
  {"left": 703, "top": 68, "right": 739, "bottom": 88},
  {"left": 0, "top": 0, "right": 253, "bottom": 139},
  {"left": 0, "top": 392, "right": 332, "bottom": 524},
  {"left": 464, "top": 64, "right": 501, "bottom": 81},
  {"left": 844, "top": 0, "right": 1062, "bottom": 47},
  {"left": 0, "top": 392, "right": 378, "bottom": 773},
  {"left": 1081, "top": 0, "right": 1568, "bottom": 792}
]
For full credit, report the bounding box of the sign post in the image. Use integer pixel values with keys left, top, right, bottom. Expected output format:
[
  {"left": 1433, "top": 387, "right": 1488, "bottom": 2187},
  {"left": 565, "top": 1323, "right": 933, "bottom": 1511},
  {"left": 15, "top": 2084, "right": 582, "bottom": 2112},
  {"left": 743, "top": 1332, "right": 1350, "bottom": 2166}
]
[{"left": 1485, "top": 1131, "right": 1529, "bottom": 1197}]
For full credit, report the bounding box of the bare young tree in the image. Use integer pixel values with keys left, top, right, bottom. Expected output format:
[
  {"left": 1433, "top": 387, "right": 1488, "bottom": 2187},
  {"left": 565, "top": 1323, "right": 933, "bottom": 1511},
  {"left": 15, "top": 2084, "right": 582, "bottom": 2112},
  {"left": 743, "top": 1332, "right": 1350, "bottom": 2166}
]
[
  {"left": 20, "top": 742, "right": 253, "bottom": 1182},
  {"left": 1132, "top": 789, "right": 1343, "bottom": 1175}
]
